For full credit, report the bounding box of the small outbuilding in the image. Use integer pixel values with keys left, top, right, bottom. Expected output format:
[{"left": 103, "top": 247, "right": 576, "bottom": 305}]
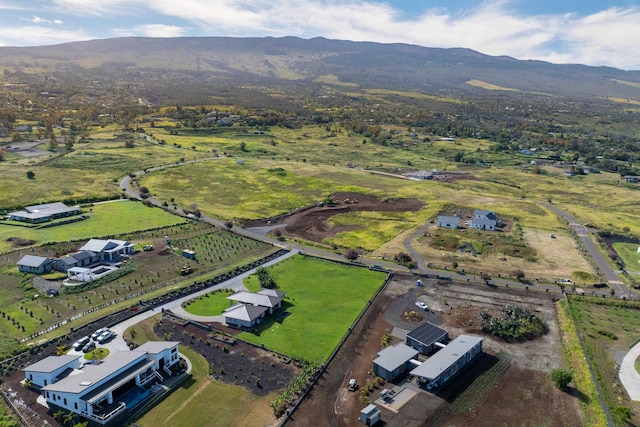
[
  {"left": 359, "top": 404, "right": 381, "bottom": 426},
  {"left": 372, "top": 343, "right": 419, "bottom": 381},
  {"left": 436, "top": 215, "right": 459, "bottom": 229},
  {"left": 17, "top": 255, "right": 55, "bottom": 274},
  {"left": 406, "top": 322, "right": 448, "bottom": 355},
  {"left": 182, "top": 249, "right": 196, "bottom": 260}
]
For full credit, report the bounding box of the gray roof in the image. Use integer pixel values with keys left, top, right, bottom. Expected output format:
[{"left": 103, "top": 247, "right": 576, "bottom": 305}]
[
  {"left": 473, "top": 209, "right": 497, "bottom": 220},
  {"left": 17, "top": 255, "right": 53, "bottom": 268},
  {"left": 136, "top": 341, "right": 180, "bottom": 354},
  {"left": 257, "top": 288, "right": 285, "bottom": 299},
  {"left": 9, "top": 202, "right": 79, "bottom": 220},
  {"left": 410, "top": 335, "right": 482, "bottom": 380},
  {"left": 407, "top": 322, "right": 448, "bottom": 347},
  {"left": 223, "top": 303, "right": 267, "bottom": 322},
  {"left": 79, "top": 239, "right": 133, "bottom": 253},
  {"left": 72, "top": 251, "right": 96, "bottom": 262},
  {"left": 42, "top": 351, "right": 147, "bottom": 395},
  {"left": 373, "top": 343, "right": 419, "bottom": 372},
  {"left": 437, "top": 215, "right": 459, "bottom": 224},
  {"left": 228, "top": 290, "right": 284, "bottom": 308},
  {"left": 24, "top": 355, "right": 80, "bottom": 373},
  {"left": 361, "top": 404, "right": 381, "bottom": 416}
]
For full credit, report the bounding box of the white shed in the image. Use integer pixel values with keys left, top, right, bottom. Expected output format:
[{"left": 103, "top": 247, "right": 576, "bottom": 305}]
[{"left": 360, "top": 404, "right": 381, "bottom": 425}]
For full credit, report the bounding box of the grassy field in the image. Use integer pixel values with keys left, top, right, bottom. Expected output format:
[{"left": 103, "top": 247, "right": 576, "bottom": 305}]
[
  {"left": 613, "top": 242, "right": 640, "bottom": 272},
  {"left": 0, "top": 200, "right": 186, "bottom": 253},
  {"left": 238, "top": 255, "right": 386, "bottom": 362},
  {"left": 128, "top": 317, "right": 278, "bottom": 427},
  {"left": 566, "top": 297, "right": 640, "bottom": 426},
  {"left": 182, "top": 289, "right": 234, "bottom": 315}
]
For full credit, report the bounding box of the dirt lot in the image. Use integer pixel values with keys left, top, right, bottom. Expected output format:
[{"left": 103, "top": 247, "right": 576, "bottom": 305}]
[
  {"left": 289, "top": 275, "right": 582, "bottom": 427},
  {"left": 243, "top": 192, "right": 423, "bottom": 243}
]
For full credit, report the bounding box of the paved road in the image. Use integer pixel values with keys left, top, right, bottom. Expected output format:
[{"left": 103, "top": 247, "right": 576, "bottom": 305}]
[
  {"left": 541, "top": 202, "right": 631, "bottom": 297},
  {"left": 620, "top": 340, "right": 640, "bottom": 400}
]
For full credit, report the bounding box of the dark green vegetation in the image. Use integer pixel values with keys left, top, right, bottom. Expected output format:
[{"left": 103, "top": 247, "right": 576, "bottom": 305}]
[
  {"left": 566, "top": 297, "right": 640, "bottom": 426},
  {"left": 551, "top": 368, "right": 573, "bottom": 390},
  {"left": 480, "top": 306, "right": 545, "bottom": 341},
  {"left": 239, "top": 255, "right": 386, "bottom": 362}
]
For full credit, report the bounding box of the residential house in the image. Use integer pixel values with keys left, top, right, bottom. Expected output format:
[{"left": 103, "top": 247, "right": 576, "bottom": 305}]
[
  {"left": 223, "top": 303, "right": 268, "bottom": 329},
  {"left": 79, "top": 239, "right": 135, "bottom": 262},
  {"left": 471, "top": 209, "right": 497, "bottom": 231},
  {"left": 54, "top": 251, "right": 100, "bottom": 273},
  {"left": 436, "top": 215, "right": 459, "bottom": 229},
  {"left": 8, "top": 202, "right": 80, "bottom": 224},
  {"left": 17, "top": 255, "right": 55, "bottom": 274},
  {"left": 227, "top": 289, "right": 285, "bottom": 314},
  {"left": 26, "top": 341, "right": 180, "bottom": 426},
  {"left": 406, "top": 322, "right": 448, "bottom": 355},
  {"left": 410, "top": 335, "right": 482, "bottom": 389},
  {"left": 372, "top": 343, "right": 419, "bottom": 381}
]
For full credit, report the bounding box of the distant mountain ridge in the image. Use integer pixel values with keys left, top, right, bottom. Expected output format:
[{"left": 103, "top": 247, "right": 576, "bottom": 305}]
[{"left": 2, "top": 36, "right": 640, "bottom": 101}]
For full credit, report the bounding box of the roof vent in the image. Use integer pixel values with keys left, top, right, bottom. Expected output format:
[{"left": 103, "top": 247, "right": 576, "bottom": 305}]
[{"left": 79, "top": 381, "right": 92, "bottom": 386}]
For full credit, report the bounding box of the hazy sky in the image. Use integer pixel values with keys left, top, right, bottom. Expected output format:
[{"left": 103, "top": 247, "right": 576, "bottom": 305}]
[{"left": 1, "top": 0, "right": 639, "bottom": 70}]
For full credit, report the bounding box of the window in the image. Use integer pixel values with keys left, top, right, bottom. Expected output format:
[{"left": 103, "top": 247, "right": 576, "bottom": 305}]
[
  {"left": 171, "top": 347, "right": 177, "bottom": 353},
  {"left": 74, "top": 402, "right": 78, "bottom": 410},
  {"left": 28, "top": 374, "right": 32, "bottom": 380},
  {"left": 64, "top": 398, "right": 67, "bottom": 405}
]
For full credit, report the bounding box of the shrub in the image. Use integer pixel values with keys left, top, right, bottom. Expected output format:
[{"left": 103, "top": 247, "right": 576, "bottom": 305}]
[{"left": 551, "top": 368, "right": 573, "bottom": 390}]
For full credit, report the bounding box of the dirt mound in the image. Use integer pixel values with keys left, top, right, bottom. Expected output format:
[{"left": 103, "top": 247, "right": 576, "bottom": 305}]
[
  {"left": 6, "top": 237, "right": 36, "bottom": 247},
  {"left": 247, "top": 192, "right": 424, "bottom": 244}
]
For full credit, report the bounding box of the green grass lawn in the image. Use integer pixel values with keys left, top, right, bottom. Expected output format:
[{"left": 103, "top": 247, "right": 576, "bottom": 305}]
[
  {"left": 613, "top": 242, "right": 640, "bottom": 272},
  {"left": 182, "top": 289, "right": 234, "bottom": 315},
  {"left": 0, "top": 200, "right": 186, "bottom": 253},
  {"left": 238, "top": 255, "right": 386, "bottom": 362}
]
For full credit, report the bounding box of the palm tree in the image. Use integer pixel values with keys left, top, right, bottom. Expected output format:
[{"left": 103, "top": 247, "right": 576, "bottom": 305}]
[
  {"left": 53, "top": 409, "right": 65, "bottom": 423},
  {"left": 63, "top": 411, "right": 75, "bottom": 426},
  {"left": 73, "top": 422, "right": 88, "bottom": 427}
]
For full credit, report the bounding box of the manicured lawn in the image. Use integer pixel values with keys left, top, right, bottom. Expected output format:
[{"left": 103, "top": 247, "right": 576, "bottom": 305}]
[
  {"left": 238, "top": 255, "right": 386, "bottom": 362},
  {"left": 613, "top": 242, "right": 640, "bottom": 272},
  {"left": 136, "top": 339, "right": 277, "bottom": 427},
  {"left": 182, "top": 289, "right": 234, "bottom": 315},
  {"left": 84, "top": 348, "right": 109, "bottom": 360},
  {"left": 0, "top": 200, "right": 186, "bottom": 253}
]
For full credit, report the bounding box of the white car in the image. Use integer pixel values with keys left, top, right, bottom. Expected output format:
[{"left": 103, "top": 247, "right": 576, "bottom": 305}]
[
  {"left": 415, "top": 301, "right": 428, "bottom": 310},
  {"left": 91, "top": 327, "right": 109, "bottom": 340},
  {"left": 97, "top": 331, "right": 115, "bottom": 344}
]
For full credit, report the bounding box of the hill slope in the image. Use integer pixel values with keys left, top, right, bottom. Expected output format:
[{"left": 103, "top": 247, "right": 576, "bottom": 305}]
[{"left": 2, "top": 36, "right": 640, "bottom": 101}]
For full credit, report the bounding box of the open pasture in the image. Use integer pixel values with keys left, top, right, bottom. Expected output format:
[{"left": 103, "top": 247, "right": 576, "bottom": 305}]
[
  {"left": 238, "top": 255, "right": 386, "bottom": 362},
  {"left": 567, "top": 297, "right": 640, "bottom": 426},
  {"left": 613, "top": 242, "right": 640, "bottom": 272}
]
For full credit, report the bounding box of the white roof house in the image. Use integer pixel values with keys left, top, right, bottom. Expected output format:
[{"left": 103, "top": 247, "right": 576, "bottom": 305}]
[
  {"left": 27, "top": 341, "right": 180, "bottom": 425},
  {"left": 227, "top": 289, "right": 285, "bottom": 313},
  {"left": 8, "top": 202, "right": 80, "bottom": 223},
  {"left": 79, "top": 239, "right": 135, "bottom": 262}
]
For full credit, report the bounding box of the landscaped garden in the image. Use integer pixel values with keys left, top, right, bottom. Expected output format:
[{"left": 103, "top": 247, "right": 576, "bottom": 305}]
[{"left": 237, "top": 254, "right": 387, "bottom": 362}]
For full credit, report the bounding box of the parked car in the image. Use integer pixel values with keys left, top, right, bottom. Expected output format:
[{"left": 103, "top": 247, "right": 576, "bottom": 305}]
[
  {"left": 82, "top": 341, "right": 96, "bottom": 353},
  {"left": 72, "top": 336, "right": 90, "bottom": 350},
  {"left": 91, "top": 327, "right": 109, "bottom": 340},
  {"left": 415, "top": 301, "right": 428, "bottom": 310},
  {"left": 97, "top": 331, "right": 115, "bottom": 344}
]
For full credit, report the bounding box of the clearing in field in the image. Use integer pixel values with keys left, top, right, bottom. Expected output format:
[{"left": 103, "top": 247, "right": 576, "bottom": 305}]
[
  {"left": 238, "top": 254, "right": 387, "bottom": 362},
  {"left": 613, "top": 242, "right": 640, "bottom": 272}
]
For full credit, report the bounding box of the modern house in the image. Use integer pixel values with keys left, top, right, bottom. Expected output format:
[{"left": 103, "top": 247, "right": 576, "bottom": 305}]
[
  {"left": 25, "top": 341, "right": 180, "bottom": 425},
  {"left": 223, "top": 303, "right": 268, "bottom": 329},
  {"left": 227, "top": 289, "right": 285, "bottom": 314},
  {"left": 53, "top": 251, "right": 100, "bottom": 273},
  {"left": 471, "top": 209, "right": 497, "bottom": 231},
  {"left": 17, "top": 255, "right": 56, "bottom": 274},
  {"left": 406, "top": 322, "right": 448, "bottom": 355},
  {"left": 372, "top": 343, "right": 419, "bottom": 381},
  {"left": 410, "top": 335, "right": 482, "bottom": 389},
  {"left": 79, "top": 239, "right": 135, "bottom": 262},
  {"left": 8, "top": 202, "right": 80, "bottom": 224},
  {"left": 436, "top": 215, "right": 460, "bottom": 229}
]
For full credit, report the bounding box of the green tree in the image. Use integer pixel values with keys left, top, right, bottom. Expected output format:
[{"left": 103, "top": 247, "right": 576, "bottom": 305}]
[
  {"left": 26, "top": 170, "right": 35, "bottom": 179},
  {"left": 551, "top": 368, "right": 572, "bottom": 390},
  {"left": 256, "top": 266, "right": 277, "bottom": 289}
]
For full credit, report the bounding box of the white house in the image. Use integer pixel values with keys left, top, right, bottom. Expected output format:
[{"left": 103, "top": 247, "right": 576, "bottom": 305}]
[
  {"left": 25, "top": 341, "right": 180, "bottom": 425},
  {"left": 79, "top": 239, "right": 135, "bottom": 262},
  {"left": 471, "top": 209, "right": 497, "bottom": 231},
  {"left": 436, "top": 215, "right": 459, "bottom": 229},
  {"left": 8, "top": 202, "right": 80, "bottom": 224}
]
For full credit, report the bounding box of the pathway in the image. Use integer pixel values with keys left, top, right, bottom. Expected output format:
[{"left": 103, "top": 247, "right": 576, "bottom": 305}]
[{"left": 620, "top": 341, "right": 640, "bottom": 400}]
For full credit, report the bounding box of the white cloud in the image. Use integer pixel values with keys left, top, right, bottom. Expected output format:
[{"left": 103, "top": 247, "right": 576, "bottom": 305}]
[
  {"left": 113, "top": 24, "right": 188, "bottom": 38},
  {"left": 54, "top": 19, "right": 64, "bottom": 24},
  {"left": 0, "top": 25, "right": 91, "bottom": 46}
]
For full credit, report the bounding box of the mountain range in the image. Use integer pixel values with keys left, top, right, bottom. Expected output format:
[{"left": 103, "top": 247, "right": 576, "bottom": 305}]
[{"left": 2, "top": 36, "right": 640, "bottom": 102}]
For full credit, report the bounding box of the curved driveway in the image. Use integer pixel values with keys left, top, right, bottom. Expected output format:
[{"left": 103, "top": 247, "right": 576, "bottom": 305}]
[{"left": 620, "top": 341, "right": 640, "bottom": 401}]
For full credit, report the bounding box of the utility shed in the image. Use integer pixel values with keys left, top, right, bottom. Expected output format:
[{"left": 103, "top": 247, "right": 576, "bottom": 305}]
[
  {"left": 182, "top": 249, "right": 196, "bottom": 259},
  {"left": 360, "top": 404, "right": 381, "bottom": 426},
  {"left": 406, "top": 322, "right": 448, "bottom": 355},
  {"left": 410, "top": 335, "right": 482, "bottom": 389},
  {"left": 372, "top": 343, "right": 419, "bottom": 381}
]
